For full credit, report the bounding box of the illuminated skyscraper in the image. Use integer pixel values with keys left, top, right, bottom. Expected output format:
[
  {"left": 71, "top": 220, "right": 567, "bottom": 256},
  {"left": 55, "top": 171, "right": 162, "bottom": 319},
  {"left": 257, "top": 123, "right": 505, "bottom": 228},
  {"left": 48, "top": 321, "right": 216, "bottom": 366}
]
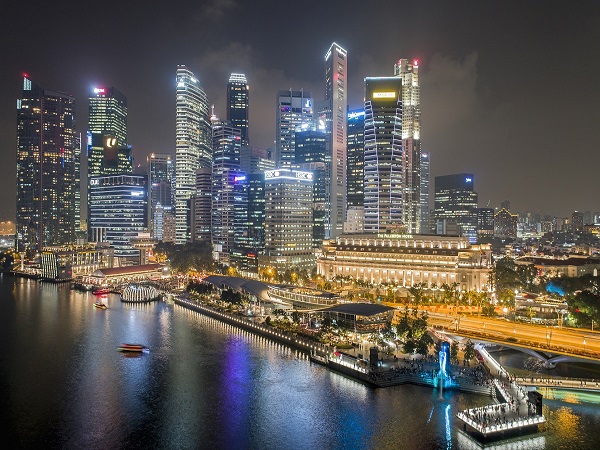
[
  {"left": 323, "top": 42, "right": 348, "bottom": 239},
  {"left": 363, "top": 77, "right": 403, "bottom": 233},
  {"left": 87, "top": 86, "right": 129, "bottom": 233},
  {"left": 260, "top": 169, "right": 314, "bottom": 273},
  {"left": 211, "top": 121, "right": 241, "bottom": 263},
  {"left": 88, "top": 174, "right": 148, "bottom": 261},
  {"left": 346, "top": 109, "right": 365, "bottom": 209},
  {"left": 147, "top": 153, "right": 174, "bottom": 237},
  {"left": 394, "top": 59, "right": 421, "bottom": 233},
  {"left": 434, "top": 173, "right": 478, "bottom": 243},
  {"left": 275, "top": 89, "right": 313, "bottom": 168},
  {"left": 88, "top": 86, "right": 127, "bottom": 146},
  {"left": 175, "top": 65, "right": 212, "bottom": 244},
  {"left": 226, "top": 73, "right": 249, "bottom": 145},
  {"left": 420, "top": 152, "right": 430, "bottom": 232},
  {"left": 16, "top": 75, "right": 77, "bottom": 252}
]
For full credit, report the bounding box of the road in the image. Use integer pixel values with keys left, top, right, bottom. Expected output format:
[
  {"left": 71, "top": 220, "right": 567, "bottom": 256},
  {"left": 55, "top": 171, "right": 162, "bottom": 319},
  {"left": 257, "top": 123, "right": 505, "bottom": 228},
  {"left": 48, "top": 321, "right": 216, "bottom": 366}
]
[{"left": 399, "top": 308, "right": 600, "bottom": 360}]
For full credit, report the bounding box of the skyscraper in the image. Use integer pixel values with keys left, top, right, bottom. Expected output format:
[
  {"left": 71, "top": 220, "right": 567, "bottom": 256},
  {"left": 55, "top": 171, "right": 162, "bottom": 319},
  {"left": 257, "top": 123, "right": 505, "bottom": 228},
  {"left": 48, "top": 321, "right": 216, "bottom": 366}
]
[
  {"left": 346, "top": 109, "right": 365, "bottom": 209},
  {"left": 295, "top": 123, "right": 328, "bottom": 248},
  {"left": 226, "top": 73, "right": 249, "bottom": 145},
  {"left": 175, "top": 65, "right": 212, "bottom": 244},
  {"left": 211, "top": 121, "right": 242, "bottom": 263},
  {"left": 324, "top": 42, "right": 348, "bottom": 239},
  {"left": 363, "top": 77, "right": 403, "bottom": 233},
  {"left": 394, "top": 59, "right": 421, "bottom": 233},
  {"left": 433, "top": 173, "right": 478, "bottom": 243},
  {"left": 275, "top": 89, "right": 313, "bottom": 168},
  {"left": 260, "top": 169, "right": 314, "bottom": 273},
  {"left": 420, "top": 151, "right": 430, "bottom": 233},
  {"left": 88, "top": 86, "right": 127, "bottom": 146},
  {"left": 87, "top": 86, "right": 129, "bottom": 232},
  {"left": 147, "top": 153, "right": 175, "bottom": 237},
  {"left": 16, "top": 75, "right": 77, "bottom": 252},
  {"left": 88, "top": 174, "right": 147, "bottom": 261}
]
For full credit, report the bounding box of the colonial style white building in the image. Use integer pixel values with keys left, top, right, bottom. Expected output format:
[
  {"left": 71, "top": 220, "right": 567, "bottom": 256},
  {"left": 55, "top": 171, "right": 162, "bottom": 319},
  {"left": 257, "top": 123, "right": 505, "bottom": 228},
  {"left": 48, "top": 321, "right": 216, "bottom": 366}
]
[{"left": 317, "top": 233, "right": 492, "bottom": 292}]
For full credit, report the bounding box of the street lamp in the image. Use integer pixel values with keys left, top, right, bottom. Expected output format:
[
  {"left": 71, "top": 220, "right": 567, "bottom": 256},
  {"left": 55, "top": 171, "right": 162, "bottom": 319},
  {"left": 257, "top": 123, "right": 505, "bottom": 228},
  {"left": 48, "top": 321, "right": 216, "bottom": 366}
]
[{"left": 583, "top": 339, "right": 587, "bottom": 353}]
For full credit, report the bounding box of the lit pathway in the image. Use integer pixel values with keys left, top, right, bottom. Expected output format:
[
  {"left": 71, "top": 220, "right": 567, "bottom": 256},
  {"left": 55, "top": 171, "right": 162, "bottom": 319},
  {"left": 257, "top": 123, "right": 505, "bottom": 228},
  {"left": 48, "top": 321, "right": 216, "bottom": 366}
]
[{"left": 456, "top": 345, "right": 546, "bottom": 438}]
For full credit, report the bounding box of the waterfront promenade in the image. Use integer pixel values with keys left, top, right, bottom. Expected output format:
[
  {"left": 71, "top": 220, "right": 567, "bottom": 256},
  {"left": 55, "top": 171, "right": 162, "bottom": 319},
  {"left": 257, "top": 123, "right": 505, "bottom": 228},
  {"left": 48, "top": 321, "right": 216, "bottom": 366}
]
[{"left": 456, "top": 346, "right": 546, "bottom": 439}]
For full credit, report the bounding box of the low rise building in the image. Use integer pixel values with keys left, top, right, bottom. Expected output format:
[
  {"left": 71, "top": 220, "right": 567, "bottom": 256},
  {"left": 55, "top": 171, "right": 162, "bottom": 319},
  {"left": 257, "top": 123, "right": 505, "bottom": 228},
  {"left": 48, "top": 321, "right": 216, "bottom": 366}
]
[{"left": 318, "top": 233, "right": 492, "bottom": 291}]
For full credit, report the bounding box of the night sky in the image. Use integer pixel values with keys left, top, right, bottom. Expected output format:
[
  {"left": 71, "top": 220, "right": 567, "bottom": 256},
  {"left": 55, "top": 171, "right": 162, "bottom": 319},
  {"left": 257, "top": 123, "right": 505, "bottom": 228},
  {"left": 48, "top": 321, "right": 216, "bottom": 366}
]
[{"left": 2, "top": 0, "right": 599, "bottom": 221}]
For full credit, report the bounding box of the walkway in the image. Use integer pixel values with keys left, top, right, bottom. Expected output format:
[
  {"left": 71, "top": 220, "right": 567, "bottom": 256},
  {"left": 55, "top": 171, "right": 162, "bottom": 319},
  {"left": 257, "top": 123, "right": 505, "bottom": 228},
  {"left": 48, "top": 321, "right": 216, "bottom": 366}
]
[{"left": 456, "top": 345, "right": 546, "bottom": 438}]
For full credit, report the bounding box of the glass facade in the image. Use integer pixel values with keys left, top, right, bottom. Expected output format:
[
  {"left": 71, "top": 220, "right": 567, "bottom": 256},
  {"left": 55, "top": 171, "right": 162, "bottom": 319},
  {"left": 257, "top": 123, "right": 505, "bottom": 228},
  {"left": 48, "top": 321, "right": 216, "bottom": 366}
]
[
  {"left": 261, "top": 169, "right": 314, "bottom": 272},
  {"left": 211, "top": 123, "right": 241, "bottom": 262},
  {"left": 363, "top": 77, "right": 403, "bottom": 233},
  {"left": 175, "top": 65, "right": 212, "bottom": 244},
  {"left": 434, "top": 173, "right": 478, "bottom": 243},
  {"left": 226, "top": 73, "right": 249, "bottom": 146},
  {"left": 16, "top": 76, "right": 77, "bottom": 252},
  {"left": 346, "top": 109, "right": 365, "bottom": 209},
  {"left": 275, "top": 89, "right": 313, "bottom": 169},
  {"left": 324, "top": 43, "right": 348, "bottom": 239},
  {"left": 394, "top": 59, "right": 421, "bottom": 233},
  {"left": 88, "top": 175, "right": 147, "bottom": 260}
]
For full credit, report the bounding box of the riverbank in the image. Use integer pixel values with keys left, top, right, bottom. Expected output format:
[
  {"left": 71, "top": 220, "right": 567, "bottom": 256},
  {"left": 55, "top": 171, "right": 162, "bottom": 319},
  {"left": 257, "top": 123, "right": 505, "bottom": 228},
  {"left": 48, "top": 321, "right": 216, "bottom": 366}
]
[{"left": 175, "top": 297, "right": 494, "bottom": 395}]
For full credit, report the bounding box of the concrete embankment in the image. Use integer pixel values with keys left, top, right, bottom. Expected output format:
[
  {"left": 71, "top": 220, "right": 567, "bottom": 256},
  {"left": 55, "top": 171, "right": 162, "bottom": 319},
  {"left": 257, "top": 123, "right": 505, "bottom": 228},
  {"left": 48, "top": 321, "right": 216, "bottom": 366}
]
[
  {"left": 174, "top": 297, "right": 329, "bottom": 355},
  {"left": 174, "top": 297, "right": 495, "bottom": 395}
]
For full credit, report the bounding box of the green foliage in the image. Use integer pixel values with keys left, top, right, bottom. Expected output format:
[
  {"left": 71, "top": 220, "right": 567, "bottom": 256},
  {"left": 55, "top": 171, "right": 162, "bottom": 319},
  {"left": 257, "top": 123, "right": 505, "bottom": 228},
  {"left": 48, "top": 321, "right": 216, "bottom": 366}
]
[
  {"left": 0, "top": 251, "right": 14, "bottom": 271},
  {"left": 395, "top": 306, "right": 432, "bottom": 355},
  {"left": 186, "top": 281, "right": 214, "bottom": 295},
  {"left": 568, "top": 290, "right": 600, "bottom": 327},
  {"left": 450, "top": 342, "right": 459, "bottom": 361},
  {"left": 481, "top": 302, "right": 497, "bottom": 317},
  {"left": 220, "top": 289, "right": 242, "bottom": 304},
  {"left": 408, "top": 282, "right": 427, "bottom": 306},
  {"left": 154, "top": 241, "right": 216, "bottom": 273},
  {"left": 463, "top": 339, "right": 475, "bottom": 362}
]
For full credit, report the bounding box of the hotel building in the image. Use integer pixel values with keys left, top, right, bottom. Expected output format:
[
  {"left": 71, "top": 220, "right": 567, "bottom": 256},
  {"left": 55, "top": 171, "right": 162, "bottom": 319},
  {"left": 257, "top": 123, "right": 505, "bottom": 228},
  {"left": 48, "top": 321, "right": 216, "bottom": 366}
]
[{"left": 318, "top": 233, "right": 491, "bottom": 292}]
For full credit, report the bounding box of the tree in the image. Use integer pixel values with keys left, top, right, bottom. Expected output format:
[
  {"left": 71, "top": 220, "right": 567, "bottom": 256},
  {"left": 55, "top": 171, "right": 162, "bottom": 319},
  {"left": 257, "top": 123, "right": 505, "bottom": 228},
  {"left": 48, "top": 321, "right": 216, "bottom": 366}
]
[
  {"left": 463, "top": 339, "right": 475, "bottom": 364},
  {"left": 568, "top": 290, "right": 600, "bottom": 327},
  {"left": 450, "top": 341, "right": 459, "bottom": 363},
  {"left": 408, "top": 282, "right": 426, "bottom": 306},
  {"left": 395, "top": 306, "right": 432, "bottom": 355}
]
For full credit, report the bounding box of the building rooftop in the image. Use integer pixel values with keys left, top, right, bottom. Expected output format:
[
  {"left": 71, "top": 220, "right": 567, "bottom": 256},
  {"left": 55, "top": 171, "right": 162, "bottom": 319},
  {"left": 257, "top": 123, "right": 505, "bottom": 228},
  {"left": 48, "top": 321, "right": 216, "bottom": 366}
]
[
  {"left": 90, "top": 264, "right": 165, "bottom": 277},
  {"left": 320, "top": 303, "right": 393, "bottom": 317}
]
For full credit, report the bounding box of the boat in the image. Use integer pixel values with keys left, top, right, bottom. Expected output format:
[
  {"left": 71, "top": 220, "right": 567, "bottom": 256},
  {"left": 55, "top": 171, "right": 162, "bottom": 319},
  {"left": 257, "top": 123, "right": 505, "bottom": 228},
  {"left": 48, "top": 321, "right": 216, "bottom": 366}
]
[
  {"left": 117, "top": 343, "right": 149, "bottom": 353},
  {"left": 93, "top": 301, "right": 107, "bottom": 309},
  {"left": 93, "top": 288, "right": 111, "bottom": 295}
]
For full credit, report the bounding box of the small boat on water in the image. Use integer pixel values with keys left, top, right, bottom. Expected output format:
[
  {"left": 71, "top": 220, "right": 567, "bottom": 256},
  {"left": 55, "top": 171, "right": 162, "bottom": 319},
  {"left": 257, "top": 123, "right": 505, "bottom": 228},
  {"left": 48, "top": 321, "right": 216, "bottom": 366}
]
[
  {"left": 93, "top": 301, "right": 107, "bottom": 309},
  {"left": 117, "top": 343, "right": 149, "bottom": 353},
  {"left": 93, "top": 288, "right": 111, "bottom": 295}
]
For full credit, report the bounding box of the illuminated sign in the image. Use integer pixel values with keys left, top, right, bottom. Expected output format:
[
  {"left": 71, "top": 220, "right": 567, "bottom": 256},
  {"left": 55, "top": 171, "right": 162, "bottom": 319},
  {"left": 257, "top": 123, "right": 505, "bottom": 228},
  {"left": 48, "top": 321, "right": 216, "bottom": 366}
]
[
  {"left": 93, "top": 88, "right": 106, "bottom": 94},
  {"left": 413, "top": 60, "right": 419, "bottom": 67},
  {"left": 131, "top": 191, "right": 143, "bottom": 196},
  {"left": 295, "top": 171, "right": 313, "bottom": 180},
  {"left": 264, "top": 170, "right": 313, "bottom": 181},
  {"left": 234, "top": 175, "right": 246, "bottom": 183},
  {"left": 105, "top": 137, "right": 117, "bottom": 148},
  {"left": 465, "top": 177, "right": 472, "bottom": 183},
  {"left": 377, "top": 233, "right": 413, "bottom": 239},
  {"left": 373, "top": 92, "right": 396, "bottom": 99},
  {"left": 348, "top": 111, "right": 365, "bottom": 120},
  {"left": 90, "top": 179, "right": 100, "bottom": 186}
]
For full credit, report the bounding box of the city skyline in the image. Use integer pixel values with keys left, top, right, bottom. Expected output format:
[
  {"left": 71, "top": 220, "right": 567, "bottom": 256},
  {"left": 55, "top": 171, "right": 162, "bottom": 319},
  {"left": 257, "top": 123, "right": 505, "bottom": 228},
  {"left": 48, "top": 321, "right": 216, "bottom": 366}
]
[{"left": 2, "top": 1, "right": 599, "bottom": 220}]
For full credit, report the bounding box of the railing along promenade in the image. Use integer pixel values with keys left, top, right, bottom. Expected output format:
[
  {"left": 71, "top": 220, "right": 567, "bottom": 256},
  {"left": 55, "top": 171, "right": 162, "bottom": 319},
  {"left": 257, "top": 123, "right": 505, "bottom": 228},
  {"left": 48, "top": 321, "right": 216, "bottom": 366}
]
[{"left": 175, "top": 295, "right": 546, "bottom": 441}]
